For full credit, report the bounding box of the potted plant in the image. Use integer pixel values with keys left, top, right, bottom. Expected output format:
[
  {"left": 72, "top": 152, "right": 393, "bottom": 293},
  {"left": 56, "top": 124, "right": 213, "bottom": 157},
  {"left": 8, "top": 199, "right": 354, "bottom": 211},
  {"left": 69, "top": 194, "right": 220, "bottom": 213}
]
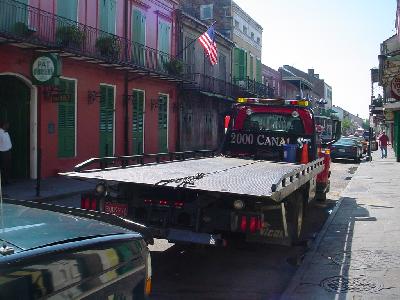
[
  {"left": 56, "top": 25, "right": 85, "bottom": 49},
  {"left": 13, "top": 22, "right": 35, "bottom": 37},
  {"left": 163, "top": 58, "right": 183, "bottom": 76},
  {"left": 95, "top": 35, "right": 121, "bottom": 60}
]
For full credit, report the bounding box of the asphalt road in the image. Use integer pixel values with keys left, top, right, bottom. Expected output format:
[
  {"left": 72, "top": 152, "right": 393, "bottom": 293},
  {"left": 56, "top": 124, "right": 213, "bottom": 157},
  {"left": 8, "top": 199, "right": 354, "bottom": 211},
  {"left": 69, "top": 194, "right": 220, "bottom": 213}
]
[{"left": 49, "top": 159, "right": 362, "bottom": 299}]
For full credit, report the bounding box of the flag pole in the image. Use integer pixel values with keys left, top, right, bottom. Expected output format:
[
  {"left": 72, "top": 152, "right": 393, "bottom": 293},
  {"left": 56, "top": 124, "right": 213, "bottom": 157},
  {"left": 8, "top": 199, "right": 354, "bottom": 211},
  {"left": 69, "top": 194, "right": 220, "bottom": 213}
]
[{"left": 176, "top": 21, "right": 216, "bottom": 59}]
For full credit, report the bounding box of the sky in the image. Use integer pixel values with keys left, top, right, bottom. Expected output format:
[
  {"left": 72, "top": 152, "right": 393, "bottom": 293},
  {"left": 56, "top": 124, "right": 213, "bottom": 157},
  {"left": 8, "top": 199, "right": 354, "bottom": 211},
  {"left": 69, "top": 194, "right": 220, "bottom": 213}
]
[{"left": 233, "top": 0, "right": 397, "bottom": 119}]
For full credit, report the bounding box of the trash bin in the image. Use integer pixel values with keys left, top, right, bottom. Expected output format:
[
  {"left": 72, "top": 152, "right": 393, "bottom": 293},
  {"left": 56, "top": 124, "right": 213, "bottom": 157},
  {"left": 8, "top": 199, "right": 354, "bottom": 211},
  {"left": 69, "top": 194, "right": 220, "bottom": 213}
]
[{"left": 283, "top": 144, "right": 298, "bottom": 163}]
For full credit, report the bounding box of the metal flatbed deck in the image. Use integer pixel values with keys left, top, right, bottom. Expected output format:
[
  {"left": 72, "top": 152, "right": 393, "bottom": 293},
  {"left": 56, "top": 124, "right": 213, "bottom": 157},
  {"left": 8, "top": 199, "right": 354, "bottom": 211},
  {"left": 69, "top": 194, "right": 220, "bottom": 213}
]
[{"left": 62, "top": 156, "right": 324, "bottom": 201}]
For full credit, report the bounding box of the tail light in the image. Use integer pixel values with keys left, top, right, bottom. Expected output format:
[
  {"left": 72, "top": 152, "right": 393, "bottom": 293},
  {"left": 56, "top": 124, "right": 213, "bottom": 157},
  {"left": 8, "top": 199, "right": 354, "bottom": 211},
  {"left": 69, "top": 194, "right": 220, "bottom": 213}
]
[
  {"left": 249, "top": 217, "right": 257, "bottom": 233},
  {"left": 240, "top": 216, "right": 247, "bottom": 232},
  {"left": 81, "top": 197, "right": 97, "bottom": 210}
]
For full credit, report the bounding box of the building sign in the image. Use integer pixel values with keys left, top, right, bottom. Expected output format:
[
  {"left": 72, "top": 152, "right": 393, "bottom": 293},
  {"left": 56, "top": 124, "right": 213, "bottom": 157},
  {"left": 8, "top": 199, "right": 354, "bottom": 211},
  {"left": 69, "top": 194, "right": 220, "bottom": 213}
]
[
  {"left": 391, "top": 74, "right": 400, "bottom": 100},
  {"left": 385, "top": 110, "right": 394, "bottom": 122},
  {"left": 31, "top": 54, "right": 62, "bottom": 85}
]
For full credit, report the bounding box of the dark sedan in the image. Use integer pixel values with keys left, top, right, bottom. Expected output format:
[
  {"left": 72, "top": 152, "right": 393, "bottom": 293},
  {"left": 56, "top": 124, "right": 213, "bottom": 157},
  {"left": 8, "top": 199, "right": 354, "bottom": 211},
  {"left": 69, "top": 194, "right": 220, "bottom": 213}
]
[
  {"left": 0, "top": 199, "right": 152, "bottom": 299},
  {"left": 330, "top": 137, "right": 362, "bottom": 163}
]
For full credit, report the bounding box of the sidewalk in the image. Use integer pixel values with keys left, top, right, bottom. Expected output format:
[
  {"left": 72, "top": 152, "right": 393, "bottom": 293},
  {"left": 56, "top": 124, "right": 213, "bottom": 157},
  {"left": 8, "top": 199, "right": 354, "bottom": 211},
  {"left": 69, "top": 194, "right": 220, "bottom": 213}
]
[
  {"left": 1, "top": 175, "right": 95, "bottom": 201},
  {"left": 282, "top": 148, "right": 400, "bottom": 299}
]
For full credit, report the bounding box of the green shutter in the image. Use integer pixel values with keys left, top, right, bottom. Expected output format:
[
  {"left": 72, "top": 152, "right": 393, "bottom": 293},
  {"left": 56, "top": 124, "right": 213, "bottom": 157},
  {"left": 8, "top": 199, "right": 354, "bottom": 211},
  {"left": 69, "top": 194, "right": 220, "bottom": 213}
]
[
  {"left": 99, "top": 85, "right": 114, "bottom": 156},
  {"left": 256, "top": 58, "right": 262, "bottom": 83},
  {"left": 238, "top": 49, "right": 246, "bottom": 80},
  {"left": 395, "top": 112, "right": 400, "bottom": 157},
  {"left": 233, "top": 47, "right": 240, "bottom": 81},
  {"left": 0, "top": 0, "right": 28, "bottom": 32},
  {"left": 99, "top": 0, "right": 116, "bottom": 34},
  {"left": 158, "top": 21, "right": 171, "bottom": 71},
  {"left": 57, "top": 0, "right": 77, "bottom": 20},
  {"left": 132, "top": 90, "right": 144, "bottom": 155},
  {"left": 132, "top": 9, "right": 146, "bottom": 65},
  {"left": 249, "top": 55, "right": 254, "bottom": 80},
  {"left": 158, "top": 94, "right": 168, "bottom": 153},
  {"left": 58, "top": 79, "right": 75, "bottom": 158}
]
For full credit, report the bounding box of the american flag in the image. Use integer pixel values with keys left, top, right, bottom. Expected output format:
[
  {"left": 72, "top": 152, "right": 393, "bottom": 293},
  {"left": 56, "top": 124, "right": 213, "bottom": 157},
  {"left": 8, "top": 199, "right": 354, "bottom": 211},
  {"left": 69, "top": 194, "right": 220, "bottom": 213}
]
[{"left": 199, "top": 25, "right": 218, "bottom": 66}]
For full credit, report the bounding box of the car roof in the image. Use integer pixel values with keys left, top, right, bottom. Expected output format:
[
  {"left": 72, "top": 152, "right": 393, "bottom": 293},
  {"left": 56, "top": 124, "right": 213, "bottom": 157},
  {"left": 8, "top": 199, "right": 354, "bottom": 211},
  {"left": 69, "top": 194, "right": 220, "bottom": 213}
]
[{"left": 0, "top": 202, "right": 139, "bottom": 253}]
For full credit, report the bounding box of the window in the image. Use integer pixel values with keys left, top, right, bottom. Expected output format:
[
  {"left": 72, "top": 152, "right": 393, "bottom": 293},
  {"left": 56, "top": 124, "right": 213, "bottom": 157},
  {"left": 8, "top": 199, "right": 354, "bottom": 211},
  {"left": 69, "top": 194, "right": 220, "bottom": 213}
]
[
  {"left": 257, "top": 37, "right": 261, "bottom": 44},
  {"left": 234, "top": 20, "right": 239, "bottom": 28},
  {"left": 251, "top": 32, "right": 254, "bottom": 39},
  {"left": 200, "top": 4, "right": 213, "bottom": 20},
  {"left": 233, "top": 47, "right": 247, "bottom": 81},
  {"left": 58, "top": 78, "right": 76, "bottom": 158},
  {"left": 99, "top": 0, "right": 116, "bottom": 34},
  {"left": 223, "top": 6, "right": 231, "bottom": 17},
  {"left": 243, "top": 25, "right": 247, "bottom": 35},
  {"left": 243, "top": 113, "right": 304, "bottom": 134},
  {"left": 99, "top": 85, "right": 115, "bottom": 157},
  {"left": 256, "top": 58, "right": 262, "bottom": 83}
]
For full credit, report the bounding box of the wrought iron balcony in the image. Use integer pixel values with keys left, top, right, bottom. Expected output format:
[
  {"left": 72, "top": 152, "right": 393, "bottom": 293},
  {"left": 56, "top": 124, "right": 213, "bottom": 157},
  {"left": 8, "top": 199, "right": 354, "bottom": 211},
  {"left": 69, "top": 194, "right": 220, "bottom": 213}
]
[
  {"left": 233, "top": 77, "right": 275, "bottom": 98},
  {"left": 183, "top": 73, "right": 241, "bottom": 100},
  {"left": 0, "top": 0, "right": 187, "bottom": 81}
]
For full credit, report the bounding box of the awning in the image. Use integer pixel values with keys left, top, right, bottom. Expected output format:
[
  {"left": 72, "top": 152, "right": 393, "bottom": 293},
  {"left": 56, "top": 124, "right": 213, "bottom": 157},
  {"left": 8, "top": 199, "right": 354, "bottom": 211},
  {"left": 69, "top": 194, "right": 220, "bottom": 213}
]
[{"left": 199, "top": 91, "right": 235, "bottom": 102}]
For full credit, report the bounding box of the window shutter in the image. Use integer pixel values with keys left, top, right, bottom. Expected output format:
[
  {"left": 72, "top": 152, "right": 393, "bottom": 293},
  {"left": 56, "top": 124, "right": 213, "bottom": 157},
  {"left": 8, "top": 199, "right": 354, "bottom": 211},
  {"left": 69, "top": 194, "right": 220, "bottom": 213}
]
[
  {"left": 233, "top": 48, "right": 240, "bottom": 80},
  {"left": 256, "top": 58, "right": 262, "bottom": 83},
  {"left": 99, "top": 0, "right": 115, "bottom": 34},
  {"left": 57, "top": 0, "right": 77, "bottom": 21},
  {"left": 158, "top": 94, "right": 168, "bottom": 153},
  {"left": 99, "top": 85, "right": 114, "bottom": 156},
  {"left": 249, "top": 55, "right": 254, "bottom": 80},
  {"left": 132, "top": 90, "right": 144, "bottom": 154},
  {"left": 58, "top": 79, "right": 75, "bottom": 158}
]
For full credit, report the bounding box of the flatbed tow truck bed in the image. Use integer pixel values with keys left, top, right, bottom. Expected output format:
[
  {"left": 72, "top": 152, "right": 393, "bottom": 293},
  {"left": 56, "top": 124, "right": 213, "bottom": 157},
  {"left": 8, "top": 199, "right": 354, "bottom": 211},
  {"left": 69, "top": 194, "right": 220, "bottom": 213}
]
[{"left": 62, "top": 155, "right": 324, "bottom": 202}]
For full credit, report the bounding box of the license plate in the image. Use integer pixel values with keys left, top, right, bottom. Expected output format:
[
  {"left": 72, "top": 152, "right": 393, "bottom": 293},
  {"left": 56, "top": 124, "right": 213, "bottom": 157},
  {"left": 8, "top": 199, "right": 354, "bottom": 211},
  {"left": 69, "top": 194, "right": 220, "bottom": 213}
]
[
  {"left": 104, "top": 202, "right": 128, "bottom": 217},
  {"left": 339, "top": 149, "right": 345, "bottom": 152}
]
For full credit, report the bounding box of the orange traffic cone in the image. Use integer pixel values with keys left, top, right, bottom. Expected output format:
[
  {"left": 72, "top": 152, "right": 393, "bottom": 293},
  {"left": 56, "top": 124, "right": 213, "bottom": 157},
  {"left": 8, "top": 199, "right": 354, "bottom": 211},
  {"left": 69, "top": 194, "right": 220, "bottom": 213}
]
[{"left": 300, "top": 142, "right": 309, "bottom": 164}]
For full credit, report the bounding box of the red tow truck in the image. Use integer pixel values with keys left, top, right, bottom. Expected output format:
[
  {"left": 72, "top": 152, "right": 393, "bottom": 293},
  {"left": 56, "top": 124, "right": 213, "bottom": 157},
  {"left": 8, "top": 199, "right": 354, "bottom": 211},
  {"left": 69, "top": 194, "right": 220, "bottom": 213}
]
[{"left": 62, "top": 98, "right": 331, "bottom": 246}]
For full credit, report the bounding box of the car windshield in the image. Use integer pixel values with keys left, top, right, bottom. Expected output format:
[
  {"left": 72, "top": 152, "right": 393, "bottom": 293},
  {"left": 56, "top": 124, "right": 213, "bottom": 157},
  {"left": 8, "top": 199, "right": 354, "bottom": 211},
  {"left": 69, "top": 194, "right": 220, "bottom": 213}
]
[{"left": 242, "top": 113, "right": 305, "bottom": 134}]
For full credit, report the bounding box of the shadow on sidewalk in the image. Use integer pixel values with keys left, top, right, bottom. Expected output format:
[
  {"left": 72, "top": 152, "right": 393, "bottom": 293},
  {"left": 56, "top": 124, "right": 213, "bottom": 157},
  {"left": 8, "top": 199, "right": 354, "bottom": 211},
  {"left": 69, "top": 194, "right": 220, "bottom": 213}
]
[{"left": 285, "top": 197, "right": 383, "bottom": 299}]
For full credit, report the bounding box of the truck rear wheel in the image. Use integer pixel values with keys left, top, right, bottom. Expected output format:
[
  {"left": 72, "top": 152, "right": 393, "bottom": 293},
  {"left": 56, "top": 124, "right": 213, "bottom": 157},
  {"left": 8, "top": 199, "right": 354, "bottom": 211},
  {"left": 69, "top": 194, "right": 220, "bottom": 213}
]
[{"left": 285, "top": 192, "right": 305, "bottom": 245}]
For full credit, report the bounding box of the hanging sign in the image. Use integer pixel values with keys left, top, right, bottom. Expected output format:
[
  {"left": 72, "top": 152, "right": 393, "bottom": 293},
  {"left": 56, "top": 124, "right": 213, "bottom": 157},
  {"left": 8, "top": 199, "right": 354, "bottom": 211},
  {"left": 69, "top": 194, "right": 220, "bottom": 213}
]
[{"left": 31, "top": 54, "right": 62, "bottom": 85}]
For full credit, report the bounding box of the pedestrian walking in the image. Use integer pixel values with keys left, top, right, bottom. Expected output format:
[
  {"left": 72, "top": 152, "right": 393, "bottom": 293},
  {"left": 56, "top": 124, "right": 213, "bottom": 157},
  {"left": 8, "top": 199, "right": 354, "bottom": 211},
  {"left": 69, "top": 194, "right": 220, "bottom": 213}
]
[
  {"left": 0, "top": 121, "right": 12, "bottom": 184},
  {"left": 378, "top": 131, "right": 389, "bottom": 159}
]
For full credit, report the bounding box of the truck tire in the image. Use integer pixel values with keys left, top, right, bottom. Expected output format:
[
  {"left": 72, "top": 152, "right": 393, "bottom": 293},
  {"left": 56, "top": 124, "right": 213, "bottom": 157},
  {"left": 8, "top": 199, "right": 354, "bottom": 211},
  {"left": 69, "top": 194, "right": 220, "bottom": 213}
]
[{"left": 285, "top": 192, "right": 305, "bottom": 245}]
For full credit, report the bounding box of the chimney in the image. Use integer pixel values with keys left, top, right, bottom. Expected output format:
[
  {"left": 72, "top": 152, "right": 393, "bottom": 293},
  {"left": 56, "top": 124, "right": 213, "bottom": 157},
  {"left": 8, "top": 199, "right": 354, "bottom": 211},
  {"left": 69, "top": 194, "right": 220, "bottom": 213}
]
[
  {"left": 315, "top": 74, "right": 319, "bottom": 79},
  {"left": 308, "top": 69, "right": 314, "bottom": 77}
]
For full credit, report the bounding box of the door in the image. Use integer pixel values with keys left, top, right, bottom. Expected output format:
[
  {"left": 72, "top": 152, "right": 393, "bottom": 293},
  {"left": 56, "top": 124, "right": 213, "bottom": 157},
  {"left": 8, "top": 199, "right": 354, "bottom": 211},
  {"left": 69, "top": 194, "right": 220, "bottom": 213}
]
[
  {"left": 0, "top": 76, "right": 30, "bottom": 179},
  {"left": 158, "top": 94, "right": 168, "bottom": 153},
  {"left": 132, "top": 90, "right": 144, "bottom": 155},
  {"left": 99, "top": 85, "right": 114, "bottom": 157}
]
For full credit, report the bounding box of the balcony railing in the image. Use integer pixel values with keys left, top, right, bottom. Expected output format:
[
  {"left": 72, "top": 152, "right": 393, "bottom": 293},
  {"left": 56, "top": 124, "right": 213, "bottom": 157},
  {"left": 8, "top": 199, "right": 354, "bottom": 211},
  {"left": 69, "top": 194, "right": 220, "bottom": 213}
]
[
  {"left": 0, "top": 0, "right": 187, "bottom": 79},
  {"left": 183, "top": 73, "right": 241, "bottom": 99},
  {"left": 233, "top": 77, "right": 275, "bottom": 98}
]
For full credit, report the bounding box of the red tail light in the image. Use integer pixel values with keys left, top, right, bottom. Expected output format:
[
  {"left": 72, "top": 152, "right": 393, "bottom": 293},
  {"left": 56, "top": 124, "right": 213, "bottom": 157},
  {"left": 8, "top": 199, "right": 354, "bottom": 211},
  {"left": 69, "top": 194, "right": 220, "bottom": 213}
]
[
  {"left": 144, "top": 199, "right": 152, "bottom": 205},
  {"left": 81, "top": 198, "right": 90, "bottom": 209},
  {"left": 240, "top": 216, "right": 247, "bottom": 232},
  {"left": 249, "top": 217, "right": 257, "bottom": 233},
  {"left": 90, "top": 199, "right": 97, "bottom": 210},
  {"left": 174, "top": 201, "right": 184, "bottom": 208},
  {"left": 159, "top": 200, "right": 168, "bottom": 206}
]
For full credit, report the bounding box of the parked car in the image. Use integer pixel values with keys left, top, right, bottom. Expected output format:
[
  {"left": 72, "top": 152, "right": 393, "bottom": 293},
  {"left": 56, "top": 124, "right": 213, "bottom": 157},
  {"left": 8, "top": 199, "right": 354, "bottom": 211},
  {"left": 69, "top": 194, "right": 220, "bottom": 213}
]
[
  {"left": 330, "top": 137, "right": 363, "bottom": 163},
  {"left": 0, "top": 199, "right": 153, "bottom": 299},
  {"left": 349, "top": 135, "right": 367, "bottom": 154}
]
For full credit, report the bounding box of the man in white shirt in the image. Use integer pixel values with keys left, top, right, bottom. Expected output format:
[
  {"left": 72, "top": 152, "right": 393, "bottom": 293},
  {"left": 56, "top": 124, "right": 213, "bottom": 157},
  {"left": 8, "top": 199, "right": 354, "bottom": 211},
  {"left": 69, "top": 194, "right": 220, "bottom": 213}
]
[{"left": 0, "top": 121, "right": 12, "bottom": 184}]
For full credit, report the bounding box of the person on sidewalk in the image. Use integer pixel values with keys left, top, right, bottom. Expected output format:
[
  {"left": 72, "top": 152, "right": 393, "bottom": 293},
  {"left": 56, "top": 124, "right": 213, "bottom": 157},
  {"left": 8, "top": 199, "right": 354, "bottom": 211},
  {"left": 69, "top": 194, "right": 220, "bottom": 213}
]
[
  {"left": 0, "top": 121, "right": 12, "bottom": 184},
  {"left": 378, "top": 131, "right": 389, "bottom": 159}
]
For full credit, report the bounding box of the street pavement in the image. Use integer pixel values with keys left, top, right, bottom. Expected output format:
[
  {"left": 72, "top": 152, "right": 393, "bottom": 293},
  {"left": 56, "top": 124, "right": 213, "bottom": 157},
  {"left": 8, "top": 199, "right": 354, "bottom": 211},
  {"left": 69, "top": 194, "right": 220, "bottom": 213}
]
[
  {"left": 281, "top": 148, "right": 400, "bottom": 299},
  {"left": 1, "top": 175, "right": 94, "bottom": 202}
]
